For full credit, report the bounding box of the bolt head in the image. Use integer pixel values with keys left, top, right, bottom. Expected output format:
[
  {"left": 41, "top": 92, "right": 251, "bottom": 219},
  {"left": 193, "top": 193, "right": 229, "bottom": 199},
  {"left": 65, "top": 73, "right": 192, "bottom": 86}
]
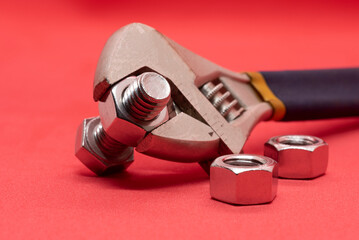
[{"left": 75, "top": 117, "right": 134, "bottom": 175}]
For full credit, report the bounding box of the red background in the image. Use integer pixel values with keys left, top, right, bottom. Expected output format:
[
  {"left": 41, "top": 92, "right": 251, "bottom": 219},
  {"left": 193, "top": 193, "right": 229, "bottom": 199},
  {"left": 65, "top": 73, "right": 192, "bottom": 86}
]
[{"left": 1, "top": 0, "right": 359, "bottom": 239}]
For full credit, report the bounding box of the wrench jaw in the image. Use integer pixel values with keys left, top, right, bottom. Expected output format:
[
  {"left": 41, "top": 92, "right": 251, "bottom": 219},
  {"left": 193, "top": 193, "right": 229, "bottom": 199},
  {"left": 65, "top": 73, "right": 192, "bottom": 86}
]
[
  {"left": 136, "top": 112, "right": 221, "bottom": 162},
  {"left": 92, "top": 23, "right": 274, "bottom": 172},
  {"left": 93, "top": 22, "right": 250, "bottom": 102},
  {"left": 135, "top": 88, "right": 272, "bottom": 174}
]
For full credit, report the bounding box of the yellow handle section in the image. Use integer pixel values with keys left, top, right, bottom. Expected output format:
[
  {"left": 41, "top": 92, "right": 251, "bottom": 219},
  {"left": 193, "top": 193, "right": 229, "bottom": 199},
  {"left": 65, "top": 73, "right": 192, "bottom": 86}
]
[{"left": 246, "top": 72, "right": 286, "bottom": 121}]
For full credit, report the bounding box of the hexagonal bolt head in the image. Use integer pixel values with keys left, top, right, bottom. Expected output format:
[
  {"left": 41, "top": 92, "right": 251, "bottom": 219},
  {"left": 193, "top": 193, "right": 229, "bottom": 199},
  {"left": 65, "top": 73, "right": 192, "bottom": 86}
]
[
  {"left": 75, "top": 117, "right": 134, "bottom": 175},
  {"left": 99, "top": 72, "right": 171, "bottom": 147},
  {"left": 264, "top": 135, "right": 329, "bottom": 179},
  {"left": 210, "top": 154, "right": 278, "bottom": 205}
]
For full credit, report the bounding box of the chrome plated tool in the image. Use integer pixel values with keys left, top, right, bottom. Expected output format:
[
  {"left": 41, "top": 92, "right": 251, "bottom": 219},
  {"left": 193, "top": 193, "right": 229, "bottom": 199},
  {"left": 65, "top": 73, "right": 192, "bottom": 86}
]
[{"left": 75, "top": 23, "right": 359, "bottom": 175}]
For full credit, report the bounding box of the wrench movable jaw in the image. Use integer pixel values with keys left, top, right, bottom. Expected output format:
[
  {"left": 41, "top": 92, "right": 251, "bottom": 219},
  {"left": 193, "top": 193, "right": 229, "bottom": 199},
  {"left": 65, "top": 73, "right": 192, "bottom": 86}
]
[{"left": 93, "top": 22, "right": 274, "bottom": 164}]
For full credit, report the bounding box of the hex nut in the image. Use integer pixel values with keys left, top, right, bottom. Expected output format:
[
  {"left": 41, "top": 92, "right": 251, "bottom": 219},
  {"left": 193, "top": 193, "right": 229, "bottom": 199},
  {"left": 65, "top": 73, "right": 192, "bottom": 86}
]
[
  {"left": 75, "top": 117, "right": 134, "bottom": 175},
  {"left": 264, "top": 135, "right": 328, "bottom": 179},
  {"left": 98, "top": 76, "right": 169, "bottom": 147},
  {"left": 210, "top": 154, "right": 278, "bottom": 205}
]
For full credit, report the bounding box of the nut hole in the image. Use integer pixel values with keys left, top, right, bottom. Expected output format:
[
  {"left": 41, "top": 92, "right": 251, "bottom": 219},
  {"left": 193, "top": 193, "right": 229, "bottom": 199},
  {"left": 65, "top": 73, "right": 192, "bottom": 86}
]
[
  {"left": 224, "top": 157, "right": 264, "bottom": 167},
  {"left": 277, "top": 135, "right": 319, "bottom": 146}
]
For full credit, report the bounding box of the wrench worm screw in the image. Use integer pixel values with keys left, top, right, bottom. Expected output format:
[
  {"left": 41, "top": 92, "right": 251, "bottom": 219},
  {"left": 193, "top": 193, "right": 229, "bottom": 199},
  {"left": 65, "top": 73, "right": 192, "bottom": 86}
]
[
  {"left": 200, "top": 80, "right": 244, "bottom": 122},
  {"left": 123, "top": 72, "right": 171, "bottom": 121}
]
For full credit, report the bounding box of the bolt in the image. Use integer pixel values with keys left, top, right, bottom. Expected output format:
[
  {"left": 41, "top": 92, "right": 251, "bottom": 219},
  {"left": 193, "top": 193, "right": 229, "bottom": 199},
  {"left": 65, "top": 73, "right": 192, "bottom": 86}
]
[
  {"left": 75, "top": 117, "right": 134, "bottom": 175},
  {"left": 122, "top": 72, "right": 171, "bottom": 121},
  {"left": 76, "top": 72, "right": 172, "bottom": 174}
]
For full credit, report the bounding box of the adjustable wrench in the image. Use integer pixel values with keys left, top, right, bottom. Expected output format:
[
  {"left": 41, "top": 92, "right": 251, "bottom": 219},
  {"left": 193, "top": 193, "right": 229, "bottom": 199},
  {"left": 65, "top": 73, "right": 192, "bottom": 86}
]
[{"left": 76, "top": 23, "right": 359, "bottom": 174}]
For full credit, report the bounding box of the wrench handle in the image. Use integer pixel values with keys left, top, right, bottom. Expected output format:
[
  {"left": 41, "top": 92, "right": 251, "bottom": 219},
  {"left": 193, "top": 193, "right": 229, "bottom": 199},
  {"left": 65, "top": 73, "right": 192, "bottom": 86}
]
[{"left": 248, "top": 68, "right": 359, "bottom": 121}]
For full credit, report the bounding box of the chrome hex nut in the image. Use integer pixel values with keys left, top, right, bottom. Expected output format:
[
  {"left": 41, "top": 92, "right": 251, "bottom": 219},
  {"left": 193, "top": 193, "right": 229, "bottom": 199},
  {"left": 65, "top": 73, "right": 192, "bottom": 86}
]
[
  {"left": 264, "top": 135, "right": 329, "bottom": 179},
  {"left": 98, "top": 76, "right": 169, "bottom": 147},
  {"left": 75, "top": 117, "right": 134, "bottom": 175},
  {"left": 210, "top": 154, "right": 278, "bottom": 205}
]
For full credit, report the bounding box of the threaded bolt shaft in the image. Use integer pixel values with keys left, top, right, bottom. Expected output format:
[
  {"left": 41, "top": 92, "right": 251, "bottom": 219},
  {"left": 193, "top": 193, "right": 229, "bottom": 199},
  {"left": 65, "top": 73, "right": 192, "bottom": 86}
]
[
  {"left": 94, "top": 122, "right": 132, "bottom": 158},
  {"left": 122, "top": 72, "right": 171, "bottom": 121}
]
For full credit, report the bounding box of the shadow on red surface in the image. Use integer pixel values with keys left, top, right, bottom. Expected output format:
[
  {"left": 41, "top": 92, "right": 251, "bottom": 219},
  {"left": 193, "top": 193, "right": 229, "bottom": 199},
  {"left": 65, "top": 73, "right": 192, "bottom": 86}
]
[{"left": 77, "top": 166, "right": 208, "bottom": 190}]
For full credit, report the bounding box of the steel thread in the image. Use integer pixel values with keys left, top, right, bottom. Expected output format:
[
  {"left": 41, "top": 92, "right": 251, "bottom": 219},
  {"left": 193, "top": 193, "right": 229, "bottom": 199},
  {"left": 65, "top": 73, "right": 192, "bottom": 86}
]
[
  {"left": 94, "top": 123, "right": 130, "bottom": 157},
  {"left": 122, "top": 72, "right": 171, "bottom": 121}
]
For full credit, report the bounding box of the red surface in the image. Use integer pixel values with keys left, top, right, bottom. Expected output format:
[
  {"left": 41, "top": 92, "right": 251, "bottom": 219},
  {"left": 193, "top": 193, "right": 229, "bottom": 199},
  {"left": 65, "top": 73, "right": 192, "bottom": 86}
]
[{"left": 1, "top": 0, "right": 359, "bottom": 239}]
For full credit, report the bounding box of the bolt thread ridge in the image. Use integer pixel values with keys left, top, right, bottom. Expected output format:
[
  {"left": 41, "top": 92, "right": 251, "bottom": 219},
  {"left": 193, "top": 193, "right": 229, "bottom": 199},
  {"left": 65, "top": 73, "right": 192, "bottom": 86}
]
[
  {"left": 122, "top": 72, "right": 171, "bottom": 121},
  {"left": 94, "top": 123, "right": 129, "bottom": 157}
]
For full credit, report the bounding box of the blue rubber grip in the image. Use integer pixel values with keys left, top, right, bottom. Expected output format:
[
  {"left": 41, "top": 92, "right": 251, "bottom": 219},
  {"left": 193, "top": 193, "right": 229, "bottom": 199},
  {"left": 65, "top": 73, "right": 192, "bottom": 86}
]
[{"left": 261, "top": 68, "right": 359, "bottom": 121}]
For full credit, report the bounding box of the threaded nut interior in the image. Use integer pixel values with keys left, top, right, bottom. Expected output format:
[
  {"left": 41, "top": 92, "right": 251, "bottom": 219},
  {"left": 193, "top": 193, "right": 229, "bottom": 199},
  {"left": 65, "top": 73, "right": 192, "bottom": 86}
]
[{"left": 276, "top": 135, "right": 319, "bottom": 146}]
